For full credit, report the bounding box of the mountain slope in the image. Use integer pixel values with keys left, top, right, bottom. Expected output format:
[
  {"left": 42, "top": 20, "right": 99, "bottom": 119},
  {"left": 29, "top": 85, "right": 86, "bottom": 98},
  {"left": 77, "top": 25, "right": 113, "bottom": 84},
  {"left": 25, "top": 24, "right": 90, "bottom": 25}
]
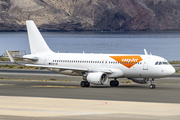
[{"left": 0, "top": 0, "right": 180, "bottom": 31}]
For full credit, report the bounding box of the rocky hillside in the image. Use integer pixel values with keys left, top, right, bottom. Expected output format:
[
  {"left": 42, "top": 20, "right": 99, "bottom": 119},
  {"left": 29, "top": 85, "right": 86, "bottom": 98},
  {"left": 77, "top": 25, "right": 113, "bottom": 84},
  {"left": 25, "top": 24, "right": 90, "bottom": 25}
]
[{"left": 1, "top": 0, "right": 180, "bottom": 31}]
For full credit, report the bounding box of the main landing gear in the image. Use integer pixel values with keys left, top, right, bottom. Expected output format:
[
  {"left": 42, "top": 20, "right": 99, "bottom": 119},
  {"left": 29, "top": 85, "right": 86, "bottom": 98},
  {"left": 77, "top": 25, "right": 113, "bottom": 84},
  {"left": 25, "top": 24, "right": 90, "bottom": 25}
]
[
  {"left": 80, "top": 81, "right": 90, "bottom": 87},
  {"left": 110, "top": 78, "right": 119, "bottom": 87},
  {"left": 149, "top": 78, "right": 156, "bottom": 89}
]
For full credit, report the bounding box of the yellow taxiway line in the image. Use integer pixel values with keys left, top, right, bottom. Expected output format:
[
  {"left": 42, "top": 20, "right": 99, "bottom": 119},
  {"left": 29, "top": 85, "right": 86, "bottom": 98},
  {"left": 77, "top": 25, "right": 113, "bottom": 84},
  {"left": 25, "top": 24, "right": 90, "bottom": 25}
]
[
  {"left": 28, "top": 85, "right": 81, "bottom": 88},
  {"left": 0, "top": 84, "right": 14, "bottom": 86}
]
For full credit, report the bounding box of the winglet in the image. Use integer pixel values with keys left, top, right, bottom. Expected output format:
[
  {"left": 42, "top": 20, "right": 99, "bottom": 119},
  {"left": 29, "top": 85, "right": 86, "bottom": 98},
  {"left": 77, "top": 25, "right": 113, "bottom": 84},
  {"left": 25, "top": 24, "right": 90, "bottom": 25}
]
[
  {"left": 6, "top": 50, "right": 15, "bottom": 63},
  {"left": 144, "top": 49, "right": 148, "bottom": 55}
]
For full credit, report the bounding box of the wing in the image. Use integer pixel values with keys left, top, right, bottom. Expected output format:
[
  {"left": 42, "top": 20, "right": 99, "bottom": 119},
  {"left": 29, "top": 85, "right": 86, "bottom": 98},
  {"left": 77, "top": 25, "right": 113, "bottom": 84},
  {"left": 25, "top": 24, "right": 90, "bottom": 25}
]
[{"left": 25, "top": 64, "right": 112, "bottom": 73}]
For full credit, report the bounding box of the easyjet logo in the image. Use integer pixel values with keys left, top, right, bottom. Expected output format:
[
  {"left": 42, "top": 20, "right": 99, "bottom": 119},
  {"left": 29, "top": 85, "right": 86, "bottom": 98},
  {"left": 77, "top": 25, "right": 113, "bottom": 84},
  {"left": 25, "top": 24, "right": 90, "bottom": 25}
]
[
  {"left": 110, "top": 55, "right": 143, "bottom": 68},
  {"left": 122, "top": 58, "right": 138, "bottom": 62}
]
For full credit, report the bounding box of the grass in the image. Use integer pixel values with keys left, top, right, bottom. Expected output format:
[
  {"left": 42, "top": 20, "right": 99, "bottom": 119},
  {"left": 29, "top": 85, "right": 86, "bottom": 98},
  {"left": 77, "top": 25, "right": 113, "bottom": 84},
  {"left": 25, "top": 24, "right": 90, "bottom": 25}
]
[
  {"left": 125, "top": 80, "right": 133, "bottom": 84},
  {"left": 50, "top": 78, "right": 56, "bottom": 81},
  {"left": 0, "top": 57, "right": 24, "bottom": 61},
  {"left": 0, "top": 57, "right": 39, "bottom": 69},
  {"left": 0, "top": 64, "right": 39, "bottom": 70},
  {"left": 0, "top": 57, "right": 10, "bottom": 61},
  {"left": 175, "top": 69, "right": 180, "bottom": 73},
  {"left": 169, "top": 61, "right": 180, "bottom": 64}
]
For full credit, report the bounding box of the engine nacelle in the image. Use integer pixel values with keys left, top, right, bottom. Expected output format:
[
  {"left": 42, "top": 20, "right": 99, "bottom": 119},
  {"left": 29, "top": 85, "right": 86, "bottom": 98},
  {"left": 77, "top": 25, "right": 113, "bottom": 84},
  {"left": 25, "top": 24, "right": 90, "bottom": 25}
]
[
  {"left": 128, "top": 78, "right": 149, "bottom": 84},
  {"left": 84, "top": 72, "right": 108, "bottom": 85}
]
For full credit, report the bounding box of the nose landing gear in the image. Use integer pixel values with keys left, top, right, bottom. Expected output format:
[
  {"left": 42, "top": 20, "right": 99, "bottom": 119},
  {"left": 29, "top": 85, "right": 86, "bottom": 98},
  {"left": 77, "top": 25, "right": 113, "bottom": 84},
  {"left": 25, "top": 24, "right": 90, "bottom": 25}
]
[
  {"left": 149, "top": 84, "right": 156, "bottom": 89},
  {"left": 149, "top": 78, "right": 156, "bottom": 89}
]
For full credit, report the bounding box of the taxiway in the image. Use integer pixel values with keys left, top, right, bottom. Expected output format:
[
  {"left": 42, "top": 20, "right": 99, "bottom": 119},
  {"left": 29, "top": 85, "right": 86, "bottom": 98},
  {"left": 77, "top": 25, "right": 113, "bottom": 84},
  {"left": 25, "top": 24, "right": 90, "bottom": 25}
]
[{"left": 0, "top": 68, "right": 180, "bottom": 120}]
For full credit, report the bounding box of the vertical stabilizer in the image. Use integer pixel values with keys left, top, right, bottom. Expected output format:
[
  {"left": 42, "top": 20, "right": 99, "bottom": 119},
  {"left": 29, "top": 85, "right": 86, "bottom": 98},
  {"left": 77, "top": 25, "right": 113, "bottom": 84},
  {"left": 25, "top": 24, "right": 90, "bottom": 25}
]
[{"left": 26, "top": 20, "right": 52, "bottom": 54}]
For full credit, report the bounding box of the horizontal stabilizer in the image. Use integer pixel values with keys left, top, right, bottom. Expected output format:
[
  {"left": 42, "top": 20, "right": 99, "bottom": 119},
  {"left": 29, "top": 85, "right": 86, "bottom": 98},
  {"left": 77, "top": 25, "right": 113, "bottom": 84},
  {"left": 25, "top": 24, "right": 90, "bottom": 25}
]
[
  {"left": 6, "top": 50, "right": 24, "bottom": 65},
  {"left": 6, "top": 50, "right": 15, "bottom": 63},
  {"left": 23, "top": 56, "right": 38, "bottom": 61}
]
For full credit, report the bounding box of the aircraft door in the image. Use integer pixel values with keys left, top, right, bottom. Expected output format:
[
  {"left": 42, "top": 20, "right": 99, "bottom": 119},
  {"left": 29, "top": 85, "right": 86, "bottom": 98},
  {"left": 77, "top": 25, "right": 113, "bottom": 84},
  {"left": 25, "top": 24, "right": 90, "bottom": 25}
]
[{"left": 143, "top": 57, "right": 150, "bottom": 70}]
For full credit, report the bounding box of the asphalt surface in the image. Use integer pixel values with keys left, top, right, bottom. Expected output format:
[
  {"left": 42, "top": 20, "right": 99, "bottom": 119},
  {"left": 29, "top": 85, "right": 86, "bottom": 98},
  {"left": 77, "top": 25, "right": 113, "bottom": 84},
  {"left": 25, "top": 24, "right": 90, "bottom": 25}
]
[
  {"left": 0, "top": 66, "right": 180, "bottom": 119},
  {"left": 0, "top": 73, "right": 180, "bottom": 103},
  {"left": 0, "top": 61, "right": 28, "bottom": 65},
  {"left": 0, "top": 68, "right": 180, "bottom": 77},
  {"left": 0, "top": 69, "right": 57, "bottom": 74}
]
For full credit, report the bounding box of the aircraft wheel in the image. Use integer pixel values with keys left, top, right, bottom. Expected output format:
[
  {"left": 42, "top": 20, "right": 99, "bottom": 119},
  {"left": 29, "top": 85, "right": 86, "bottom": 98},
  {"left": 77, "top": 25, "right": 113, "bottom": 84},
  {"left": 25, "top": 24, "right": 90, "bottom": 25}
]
[
  {"left": 85, "top": 81, "right": 90, "bottom": 87},
  {"left": 80, "top": 81, "right": 86, "bottom": 87},
  {"left": 110, "top": 80, "right": 115, "bottom": 87},
  {"left": 115, "top": 81, "right": 119, "bottom": 87},
  {"left": 149, "top": 84, "right": 153, "bottom": 89},
  {"left": 110, "top": 80, "right": 119, "bottom": 87},
  {"left": 80, "top": 81, "right": 90, "bottom": 87},
  {"left": 149, "top": 84, "right": 156, "bottom": 89}
]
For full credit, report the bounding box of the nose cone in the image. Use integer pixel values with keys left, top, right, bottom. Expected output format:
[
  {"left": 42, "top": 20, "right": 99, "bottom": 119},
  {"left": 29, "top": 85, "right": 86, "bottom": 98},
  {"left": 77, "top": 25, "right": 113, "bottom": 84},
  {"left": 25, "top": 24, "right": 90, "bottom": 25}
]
[
  {"left": 154, "top": 65, "right": 175, "bottom": 78},
  {"left": 167, "top": 65, "right": 175, "bottom": 76}
]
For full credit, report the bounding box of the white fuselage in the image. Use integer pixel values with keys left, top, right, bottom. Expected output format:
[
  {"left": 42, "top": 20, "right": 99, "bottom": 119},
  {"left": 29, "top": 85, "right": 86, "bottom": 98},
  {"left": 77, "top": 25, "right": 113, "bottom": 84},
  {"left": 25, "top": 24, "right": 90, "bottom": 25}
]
[{"left": 28, "top": 52, "right": 175, "bottom": 79}]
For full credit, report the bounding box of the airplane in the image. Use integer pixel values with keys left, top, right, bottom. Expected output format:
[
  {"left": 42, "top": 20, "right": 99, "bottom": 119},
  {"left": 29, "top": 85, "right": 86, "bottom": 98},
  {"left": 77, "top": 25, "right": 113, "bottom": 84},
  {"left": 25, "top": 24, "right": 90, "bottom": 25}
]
[{"left": 6, "top": 20, "right": 175, "bottom": 89}]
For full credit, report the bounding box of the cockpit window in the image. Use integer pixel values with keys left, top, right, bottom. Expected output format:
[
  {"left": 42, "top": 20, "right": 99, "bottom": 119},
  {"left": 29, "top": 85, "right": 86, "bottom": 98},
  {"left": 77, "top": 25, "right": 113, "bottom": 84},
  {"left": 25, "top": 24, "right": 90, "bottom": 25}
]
[
  {"left": 155, "top": 61, "right": 169, "bottom": 65},
  {"left": 163, "top": 62, "right": 169, "bottom": 65},
  {"left": 159, "top": 62, "right": 162, "bottom": 65}
]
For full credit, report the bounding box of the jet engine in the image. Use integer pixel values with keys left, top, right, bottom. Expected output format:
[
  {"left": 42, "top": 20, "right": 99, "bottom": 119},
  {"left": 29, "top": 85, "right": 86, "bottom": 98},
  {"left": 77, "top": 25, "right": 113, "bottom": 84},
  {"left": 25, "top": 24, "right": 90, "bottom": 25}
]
[
  {"left": 83, "top": 72, "right": 108, "bottom": 85},
  {"left": 128, "top": 78, "right": 149, "bottom": 84}
]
